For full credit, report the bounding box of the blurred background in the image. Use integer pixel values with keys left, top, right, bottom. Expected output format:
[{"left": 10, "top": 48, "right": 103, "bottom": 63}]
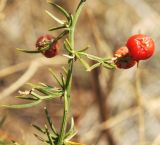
[{"left": 0, "top": 0, "right": 160, "bottom": 145}]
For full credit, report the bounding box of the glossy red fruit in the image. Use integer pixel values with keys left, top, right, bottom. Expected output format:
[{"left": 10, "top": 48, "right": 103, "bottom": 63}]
[
  {"left": 36, "top": 34, "right": 59, "bottom": 58},
  {"left": 126, "top": 34, "right": 155, "bottom": 61},
  {"left": 114, "top": 47, "right": 136, "bottom": 69}
]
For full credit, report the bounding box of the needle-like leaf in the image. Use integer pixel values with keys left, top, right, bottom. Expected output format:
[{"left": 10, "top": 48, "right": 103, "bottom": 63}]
[
  {"left": 78, "top": 46, "right": 90, "bottom": 52},
  {"left": 86, "top": 63, "right": 101, "bottom": 71},
  {"left": 34, "top": 134, "right": 47, "bottom": 143},
  {"left": 64, "top": 41, "right": 72, "bottom": 54},
  {"left": 2, "top": 100, "right": 42, "bottom": 109},
  {"left": 65, "top": 118, "right": 77, "bottom": 141},
  {"left": 44, "top": 107, "right": 57, "bottom": 136},
  {"left": 79, "top": 52, "right": 102, "bottom": 61},
  {"left": 16, "top": 95, "right": 39, "bottom": 101},
  {"left": 45, "top": 10, "right": 64, "bottom": 25},
  {"left": 45, "top": 125, "right": 54, "bottom": 145},
  {"left": 75, "top": 53, "right": 90, "bottom": 70},
  {"left": 47, "top": 1, "right": 70, "bottom": 20},
  {"left": 49, "top": 68, "right": 63, "bottom": 88},
  {"left": 16, "top": 48, "right": 40, "bottom": 53},
  {"left": 16, "top": 45, "right": 49, "bottom": 54},
  {"left": 102, "top": 62, "right": 116, "bottom": 69},
  {"left": 32, "top": 124, "right": 46, "bottom": 134},
  {"left": 49, "top": 25, "right": 66, "bottom": 31}
]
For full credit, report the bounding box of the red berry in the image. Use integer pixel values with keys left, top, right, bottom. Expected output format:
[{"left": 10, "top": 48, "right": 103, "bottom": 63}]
[
  {"left": 36, "top": 34, "right": 59, "bottom": 58},
  {"left": 126, "top": 34, "right": 155, "bottom": 61},
  {"left": 114, "top": 47, "right": 136, "bottom": 69}
]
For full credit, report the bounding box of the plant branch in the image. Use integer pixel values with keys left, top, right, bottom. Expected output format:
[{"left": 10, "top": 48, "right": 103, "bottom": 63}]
[{"left": 57, "top": 1, "right": 86, "bottom": 145}]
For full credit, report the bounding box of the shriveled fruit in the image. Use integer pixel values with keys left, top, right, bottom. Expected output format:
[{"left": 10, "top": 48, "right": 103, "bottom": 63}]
[
  {"left": 36, "top": 34, "right": 59, "bottom": 58},
  {"left": 114, "top": 47, "right": 136, "bottom": 69}
]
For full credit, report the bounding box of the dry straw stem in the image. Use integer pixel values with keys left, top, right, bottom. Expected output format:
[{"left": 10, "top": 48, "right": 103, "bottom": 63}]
[
  {"left": 0, "top": 60, "right": 31, "bottom": 78},
  {"left": 0, "top": 0, "right": 7, "bottom": 11},
  {"left": 83, "top": 107, "right": 139, "bottom": 141},
  {"left": 84, "top": 95, "right": 160, "bottom": 141},
  {"left": 84, "top": 66, "right": 159, "bottom": 145},
  {"left": 135, "top": 67, "right": 145, "bottom": 145},
  {"left": 144, "top": 97, "right": 160, "bottom": 114},
  {"left": 124, "top": 0, "right": 158, "bottom": 18},
  {"left": 0, "top": 56, "right": 66, "bottom": 101},
  {"left": 85, "top": 8, "right": 112, "bottom": 56},
  {"left": 130, "top": 1, "right": 160, "bottom": 141},
  {"left": 85, "top": 8, "right": 116, "bottom": 145},
  {"left": 0, "top": 0, "right": 7, "bottom": 20},
  {"left": 125, "top": 0, "right": 160, "bottom": 35},
  {"left": 101, "top": 107, "right": 140, "bottom": 130},
  {"left": 151, "top": 134, "right": 160, "bottom": 145}
]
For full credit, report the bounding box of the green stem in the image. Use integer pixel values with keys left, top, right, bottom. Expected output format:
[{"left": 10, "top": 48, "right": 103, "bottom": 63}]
[{"left": 57, "top": 1, "right": 86, "bottom": 145}]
